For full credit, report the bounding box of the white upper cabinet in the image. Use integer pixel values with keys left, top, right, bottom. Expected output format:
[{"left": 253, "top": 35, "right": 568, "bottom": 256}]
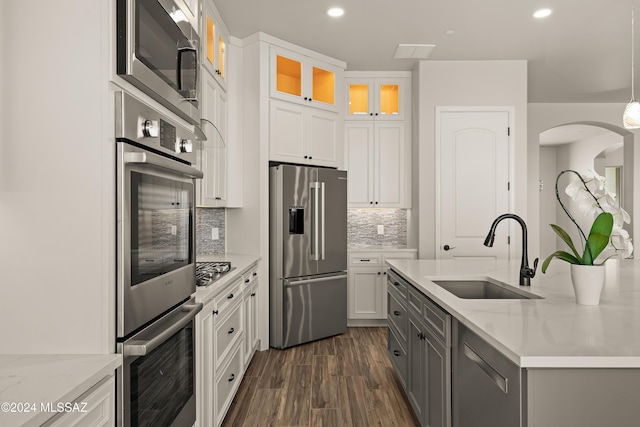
[
  {"left": 270, "top": 99, "right": 341, "bottom": 168},
  {"left": 270, "top": 45, "right": 343, "bottom": 113},
  {"left": 197, "top": 65, "right": 229, "bottom": 207},
  {"left": 346, "top": 122, "right": 410, "bottom": 208},
  {"left": 201, "top": 0, "right": 228, "bottom": 89},
  {"left": 345, "top": 73, "right": 410, "bottom": 121}
]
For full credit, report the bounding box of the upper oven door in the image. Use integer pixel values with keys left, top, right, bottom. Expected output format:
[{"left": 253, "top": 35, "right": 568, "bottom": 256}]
[
  {"left": 117, "top": 0, "right": 200, "bottom": 125},
  {"left": 117, "top": 142, "right": 203, "bottom": 338}
]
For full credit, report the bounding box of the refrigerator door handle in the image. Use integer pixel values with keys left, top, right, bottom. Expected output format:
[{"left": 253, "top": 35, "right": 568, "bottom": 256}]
[
  {"left": 310, "top": 182, "right": 321, "bottom": 261},
  {"left": 283, "top": 273, "right": 348, "bottom": 286},
  {"left": 321, "top": 181, "right": 326, "bottom": 260}
]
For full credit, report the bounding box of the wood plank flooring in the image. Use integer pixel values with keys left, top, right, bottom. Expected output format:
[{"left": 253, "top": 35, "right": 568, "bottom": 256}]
[{"left": 221, "top": 327, "right": 419, "bottom": 427}]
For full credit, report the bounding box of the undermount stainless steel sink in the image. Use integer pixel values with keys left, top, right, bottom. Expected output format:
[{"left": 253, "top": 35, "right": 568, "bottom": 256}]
[{"left": 431, "top": 279, "right": 541, "bottom": 300}]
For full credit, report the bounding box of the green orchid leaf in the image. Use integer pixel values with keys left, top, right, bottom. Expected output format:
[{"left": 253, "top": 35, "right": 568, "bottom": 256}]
[
  {"left": 549, "top": 224, "right": 581, "bottom": 260},
  {"left": 541, "top": 250, "right": 581, "bottom": 273},
  {"left": 582, "top": 213, "right": 613, "bottom": 264}
]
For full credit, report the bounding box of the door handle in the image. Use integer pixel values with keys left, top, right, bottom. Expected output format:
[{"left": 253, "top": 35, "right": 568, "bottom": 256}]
[
  {"left": 310, "top": 182, "right": 321, "bottom": 261},
  {"left": 443, "top": 244, "right": 456, "bottom": 251}
]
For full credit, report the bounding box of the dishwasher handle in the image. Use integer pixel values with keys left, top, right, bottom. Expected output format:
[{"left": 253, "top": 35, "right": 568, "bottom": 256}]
[{"left": 464, "top": 343, "right": 508, "bottom": 394}]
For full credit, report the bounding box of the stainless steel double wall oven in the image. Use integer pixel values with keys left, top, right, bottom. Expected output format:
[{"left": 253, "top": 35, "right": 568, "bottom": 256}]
[{"left": 115, "top": 91, "right": 203, "bottom": 427}]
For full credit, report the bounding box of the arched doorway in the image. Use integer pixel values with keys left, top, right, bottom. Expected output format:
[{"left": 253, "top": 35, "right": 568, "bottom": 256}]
[{"left": 538, "top": 121, "right": 633, "bottom": 259}]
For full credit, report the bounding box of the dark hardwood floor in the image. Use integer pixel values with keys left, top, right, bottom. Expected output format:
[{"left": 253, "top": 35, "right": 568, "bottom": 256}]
[{"left": 221, "top": 327, "right": 419, "bottom": 427}]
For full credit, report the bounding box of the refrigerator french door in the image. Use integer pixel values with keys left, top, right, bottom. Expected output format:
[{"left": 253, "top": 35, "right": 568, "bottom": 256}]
[{"left": 269, "top": 165, "right": 348, "bottom": 349}]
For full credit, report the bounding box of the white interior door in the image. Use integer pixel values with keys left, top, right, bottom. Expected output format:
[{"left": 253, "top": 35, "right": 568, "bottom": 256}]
[{"left": 437, "top": 109, "right": 511, "bottom": 260}]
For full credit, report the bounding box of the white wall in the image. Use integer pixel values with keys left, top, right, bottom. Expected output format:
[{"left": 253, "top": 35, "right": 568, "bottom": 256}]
[
  {"left": 0, "top": 1, "right": 114, "bottom": 353},
  {"left": 528, "top": 104, "right": 640, "bottom": 260},
  {"left": 415, "top": 60, "right": 528, "bottom": 259},
  {"left": 539, "top": 147, "right": 558, "bottom": 259}
]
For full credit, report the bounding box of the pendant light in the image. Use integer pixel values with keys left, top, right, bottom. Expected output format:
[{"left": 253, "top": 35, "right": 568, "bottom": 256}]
[{"left": 624, "top": 1, "right": 640, "bottom": 129}]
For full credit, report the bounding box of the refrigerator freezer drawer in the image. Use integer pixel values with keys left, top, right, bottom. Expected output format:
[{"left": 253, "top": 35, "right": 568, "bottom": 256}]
[{"left": 277, "top": 273, "right": 347, "bottom": 349}]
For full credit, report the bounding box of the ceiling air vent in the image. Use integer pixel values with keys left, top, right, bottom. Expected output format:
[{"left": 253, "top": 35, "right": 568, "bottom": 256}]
[{"left": 393, "top": 44, "right": 435, "bottom": 59}]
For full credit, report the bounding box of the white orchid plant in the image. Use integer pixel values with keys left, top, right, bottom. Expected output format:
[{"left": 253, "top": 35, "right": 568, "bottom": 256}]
[{"left": 541, "top": 169, "right": 633, "bottom": 273}]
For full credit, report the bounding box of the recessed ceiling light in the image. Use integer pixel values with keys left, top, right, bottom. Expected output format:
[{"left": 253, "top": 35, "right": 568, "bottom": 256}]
[
  {"left": 533, "top": 8, "right": 552, "bottom": 18},
  {"left": 444, "top": 29, "right": 456, "bottom": 35},
  {"left": 327, "top": 8, "right": 344, "bottom": 17}
]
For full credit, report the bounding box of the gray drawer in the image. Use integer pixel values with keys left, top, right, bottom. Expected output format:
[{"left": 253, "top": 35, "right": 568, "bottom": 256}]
[
  {"left": 387, "top": 269, "right": 407, "bottom": 300},
  {"left": 387, "top": 327, "right": 407, "bottom": 388},
  {"left": 423, "top": 297, "right": 451, "bottom": 346},
  {"left": 388, "top": 291, "right": 407, "bottom": 343}
]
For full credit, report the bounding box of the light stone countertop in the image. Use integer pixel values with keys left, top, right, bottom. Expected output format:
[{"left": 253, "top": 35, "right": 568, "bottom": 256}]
[
  {"left": 387, "top": 258, "right": 640, "bottom": 368},
  {"left": 195, "top": 253, "right": 261, "bottom": 304},
  {"left": 348, "top": 245, "right": 417, "bottom": 252},
  {"left": 0, "top": 354, "right": 121, "bottom": 427}
]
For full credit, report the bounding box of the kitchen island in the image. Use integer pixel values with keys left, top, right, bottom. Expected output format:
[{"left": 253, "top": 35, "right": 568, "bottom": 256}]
[{"left": 387, "top": 258, "right": 640, "bottom": 427}]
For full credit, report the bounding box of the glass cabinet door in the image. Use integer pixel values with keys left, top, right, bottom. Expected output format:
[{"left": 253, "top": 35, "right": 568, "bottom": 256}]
[
  {"left": 346, "top": 77, "right": 407, "bottom": 120},
  {"left": 275, "top": 55, "right": 302, "bottom": 97},
  {"left": 202, "top": 1, "right": 227, "bottom": 87},
  {"left": 271, "top": 47, "right": 341, "bottom": 113}
]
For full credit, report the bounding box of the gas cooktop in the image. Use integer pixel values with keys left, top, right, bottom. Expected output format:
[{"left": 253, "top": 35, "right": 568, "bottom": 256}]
[{"left": 196, "top": 261, "right": 236, "bottom": 287}]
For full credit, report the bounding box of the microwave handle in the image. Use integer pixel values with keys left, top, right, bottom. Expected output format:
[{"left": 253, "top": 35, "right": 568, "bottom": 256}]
[
  {"left": 124, "top": 302, "right": 203, "bottom": 357},
  {"left": 177, "top": 41, "right": 198, "bottom": 102},
  {"left": 124, "top": 152, "right": 203, "bottom": 179}
]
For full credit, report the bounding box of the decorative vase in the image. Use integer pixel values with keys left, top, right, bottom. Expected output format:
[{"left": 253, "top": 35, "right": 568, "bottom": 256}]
[{"left": 570, "top": 264, "right": 605, "bottom": 305}]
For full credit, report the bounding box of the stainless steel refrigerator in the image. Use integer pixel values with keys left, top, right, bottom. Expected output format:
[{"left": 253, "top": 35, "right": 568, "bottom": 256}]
[{"left": 269, "top": 164, "right": 348, "bottom": 349}]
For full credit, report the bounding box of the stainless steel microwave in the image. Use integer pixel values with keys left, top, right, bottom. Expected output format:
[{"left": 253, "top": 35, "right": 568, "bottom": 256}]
[{"left": 117, "top": 0, "right": 201, "bottom": 127}]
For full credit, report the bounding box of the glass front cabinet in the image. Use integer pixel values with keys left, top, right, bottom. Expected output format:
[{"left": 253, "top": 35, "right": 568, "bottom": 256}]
[
  {"left": 202, "top": 0, "right": 228, "bottom": 89},
  {"left": 270, "top": 46, "right": 342, "bottom": 113},
  {"left": 345, "top": 75, "right": 409, "bottom": 121}
]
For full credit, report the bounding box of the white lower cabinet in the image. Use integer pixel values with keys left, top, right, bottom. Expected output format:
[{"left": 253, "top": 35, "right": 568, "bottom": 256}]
[
  {"left": 42, "top": 375, "right": 115, "bottom": 427},
  {"left": 347, "top": 250, "right": 416, "bottom": 324},
  {"left": 197, "top": 262, "right": 260, "bottom": 427}
]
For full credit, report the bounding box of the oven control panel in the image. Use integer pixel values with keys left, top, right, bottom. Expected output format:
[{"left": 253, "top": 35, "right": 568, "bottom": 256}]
[{"left": 116, "top": 91, "right": 197, "bottom": 165}]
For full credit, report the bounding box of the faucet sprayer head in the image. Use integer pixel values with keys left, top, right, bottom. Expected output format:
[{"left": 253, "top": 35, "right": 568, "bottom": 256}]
[{"left": 483, "top": 233, "right": 495, "bottom": 247}]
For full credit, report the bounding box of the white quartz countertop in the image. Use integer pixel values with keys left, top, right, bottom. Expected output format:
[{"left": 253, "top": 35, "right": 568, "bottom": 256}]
[
  {"left": 0, "top": 354, "right": 121, "bottom": 427},
  {"left": 195, "top": 253, "right": 261, "bottom": 304},
  {"left": 387, "top": 258, "right": 640, "bottom": 368},
  {"left": 348, "top": 245, "right": 417, "bottom": 252}
]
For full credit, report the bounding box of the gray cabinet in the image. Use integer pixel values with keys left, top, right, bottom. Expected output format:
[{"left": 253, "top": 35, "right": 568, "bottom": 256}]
[{"left": 387, "top": 269, "right": 452, "bottom": 427}]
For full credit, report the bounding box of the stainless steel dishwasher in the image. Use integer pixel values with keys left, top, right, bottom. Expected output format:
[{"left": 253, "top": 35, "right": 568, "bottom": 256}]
[{"left": 453, "top": 320, "right": 524, "bottom": 427}]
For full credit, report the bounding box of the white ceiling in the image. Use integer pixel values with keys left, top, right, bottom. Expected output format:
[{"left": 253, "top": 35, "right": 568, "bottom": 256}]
[{"left": 214, "top": 0, "right": 635, "bottom": 103}]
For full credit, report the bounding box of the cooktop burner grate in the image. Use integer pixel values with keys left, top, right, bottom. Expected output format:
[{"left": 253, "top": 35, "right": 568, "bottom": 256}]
[{"left": 196, "top": 261, "right": 235, "bottom": 286}]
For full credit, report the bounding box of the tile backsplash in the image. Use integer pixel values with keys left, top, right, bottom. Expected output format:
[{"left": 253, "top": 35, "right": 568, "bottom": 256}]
[
  {"left": 196, "top": 208, "right": 225, "bottom": 255},
  {"left": 348, "top": 209, "right": 407, "bottom": 246}
]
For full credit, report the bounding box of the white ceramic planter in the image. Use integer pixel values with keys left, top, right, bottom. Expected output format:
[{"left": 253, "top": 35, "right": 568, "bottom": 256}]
[{"left": 570, "top": 264, "right": 605, "bottom": 305}]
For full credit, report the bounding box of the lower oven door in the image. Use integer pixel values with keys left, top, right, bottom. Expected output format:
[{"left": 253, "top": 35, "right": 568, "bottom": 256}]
[{"left": 119, "top": 300, "right": 202, "bottom": 427}]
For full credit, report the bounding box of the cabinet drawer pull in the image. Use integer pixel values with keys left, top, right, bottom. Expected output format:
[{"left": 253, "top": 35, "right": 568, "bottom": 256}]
[
  {"left": 228, "top": 327, "right": 235, "bottom": 334},
  {"left": 393, "top": 310, "right": 401, "bottom": 316},
  {"left": 228, "top": 373, "right": 235, "bottom": 382},
  {"left": 393, "top": 281, "right": 401, "bottom": 287},
  {"left": 393, "top": 350, "right": 401, "bottom": 357},
  {"left": 360, "top": 259, "right": 371, "bottom": 262},
  {"left": 227, "top": 293, "right": 234, "bottom": 299}
]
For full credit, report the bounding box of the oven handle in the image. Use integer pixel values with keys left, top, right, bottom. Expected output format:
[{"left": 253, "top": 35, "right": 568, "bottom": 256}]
[
  {"left": 125, "top": 152, "right": 203, "bottom": 179},
  {"left": 123, "top": 302, "right": 203, "bottom": 356}
]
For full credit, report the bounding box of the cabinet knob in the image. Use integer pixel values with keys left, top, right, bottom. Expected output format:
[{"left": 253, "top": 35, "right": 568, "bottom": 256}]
[
  {"left": 375, "top": 201, "right": 379, "bottom": 204},
  {"left": 370, "top": 201, "right": 374, "bottom": 204},
  {"left": 370, "top": 113, "right": 374, "bottom": 116},
  {"left": 253, "top": 272, "right": 257, "bottom": 276},
  {"left": 245, "top": 279, "right": 250, "bottom": 283},
  {"left": 304, "top": 155, "right": 308, "bottom": 159},
  {"left": 228, "top": 373, "right": 235, "bottom": 382},
  {"left": 228, "top": 327, "right": 235, "bottom": 334},
  {"left": 227, "top": 293, "right": 234, "bottom": 299},
  {"left": 393, "top": 310, "right": 401, "bottom": 316},
  {"left": 251, "top": 292, "right": 256, "bottom": 297},
  {"left": 375, "top": 112, "right": 379, "bottom": 116},
  {"left": 304, "top": 97, "right": 308, "bottom": 101},
  {"left": 309, "top": 98, "right": 313, "bottom": 102},
  {"left": 393, "top": 350, "right": 401, "bottom": 357},
  {"left": 377, "top": 271, "right": 381, "bottom": 275},
  {"left": 213, "top": 310, "right": 219, "bottom": 315}
]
